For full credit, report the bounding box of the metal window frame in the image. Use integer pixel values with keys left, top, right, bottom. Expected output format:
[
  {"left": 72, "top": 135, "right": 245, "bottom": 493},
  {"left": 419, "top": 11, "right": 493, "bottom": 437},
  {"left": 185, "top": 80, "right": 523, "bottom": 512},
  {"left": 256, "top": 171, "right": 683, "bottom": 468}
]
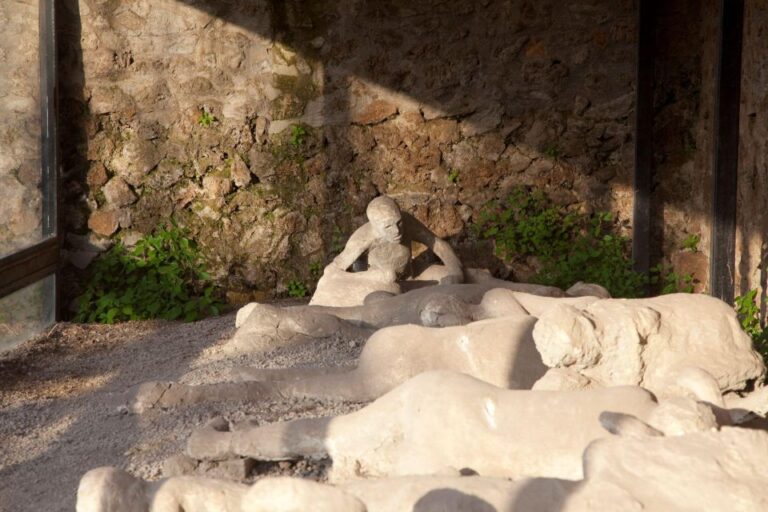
[
  {"left": 632, "top": 0, "right": 656, "bottom": 281},
  {"left": 710, "top": 0, "right": 744, "bottom": 304},
  {"left": 0, "top": 0, "right": 59, "bottom": 317}
]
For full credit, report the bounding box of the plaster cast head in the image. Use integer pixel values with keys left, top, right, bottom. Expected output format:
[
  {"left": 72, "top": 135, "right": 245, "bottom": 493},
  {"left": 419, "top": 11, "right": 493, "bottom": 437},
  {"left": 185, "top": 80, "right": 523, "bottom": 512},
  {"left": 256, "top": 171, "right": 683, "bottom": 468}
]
[{"left": 366, "top": 196, "right": 402, "bottom": 243}]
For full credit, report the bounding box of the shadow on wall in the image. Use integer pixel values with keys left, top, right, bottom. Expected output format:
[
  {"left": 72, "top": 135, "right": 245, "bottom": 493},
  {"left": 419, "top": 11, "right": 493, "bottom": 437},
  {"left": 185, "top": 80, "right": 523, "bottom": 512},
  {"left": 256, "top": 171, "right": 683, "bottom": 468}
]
[{"left": 59, "top": 0, "right": 644, "bottom": 299}]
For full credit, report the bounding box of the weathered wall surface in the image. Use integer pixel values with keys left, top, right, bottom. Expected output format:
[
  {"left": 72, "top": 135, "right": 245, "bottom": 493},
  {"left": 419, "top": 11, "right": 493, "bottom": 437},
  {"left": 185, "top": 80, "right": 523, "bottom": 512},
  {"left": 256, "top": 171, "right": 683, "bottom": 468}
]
[
  {"left": 0, "top": 0, "right": 42, "bottom": 257},
  {"left": 651, "top": 0, "right": 717, "bottom": 292},
  {"left": 737, "top": 0, "right": 768, "bottom": 314},
  {"left": 59, "top": 0, "right": 638, "bottom": 301}
]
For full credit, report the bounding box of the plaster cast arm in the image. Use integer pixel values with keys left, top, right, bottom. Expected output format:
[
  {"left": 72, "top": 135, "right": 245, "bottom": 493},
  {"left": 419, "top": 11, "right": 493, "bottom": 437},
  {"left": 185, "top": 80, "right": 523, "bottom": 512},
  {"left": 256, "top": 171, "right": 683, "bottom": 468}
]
[
  {"left": 403, "top": 213, "right": 464, "bottom": 284},
  {"left": 326, "top": 225, "right": 373, "bottom": 272}
]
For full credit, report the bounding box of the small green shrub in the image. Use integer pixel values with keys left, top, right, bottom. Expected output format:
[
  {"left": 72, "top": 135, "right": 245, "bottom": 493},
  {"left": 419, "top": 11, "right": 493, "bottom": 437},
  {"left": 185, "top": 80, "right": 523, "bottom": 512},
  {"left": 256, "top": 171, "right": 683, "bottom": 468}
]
[
  {"left": 542, "top": 143, "right": 560, "bottom": 159},
  {"left": 682, "top": 233, "right": 701, "bottom": 252},
  {"left": 650, "top": 264, "right": 695, "bottom": 294},
  {"left": 286, "top": 279, "right": 308, "bottom": 298},
  {"left": 198, "top": 111, "right": 215, "bottom": 127},
  {"left": 290, "top": 124, "right": 307, "bottom": 147},
  {"left": 309, "top": 261, "right": 323, "bottom": 279},
  {"left": 474, "top": 187, "right": 647, "bottom": 297},
  {"left": 735, "top": 289, "right": 768, "bottom": 364},
  {"left": 474, "top": 188, "right": 579, "bottom": 262},
  {"left": 75, "top": 224, "right": 222, "bottom": 324},
  {"left": 447, "top": 168, "right": 460, "bottom": 184}
]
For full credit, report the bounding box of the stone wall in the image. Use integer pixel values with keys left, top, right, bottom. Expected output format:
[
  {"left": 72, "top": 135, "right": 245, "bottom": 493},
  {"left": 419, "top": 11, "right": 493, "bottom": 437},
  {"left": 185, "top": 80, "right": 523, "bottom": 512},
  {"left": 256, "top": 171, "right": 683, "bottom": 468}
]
[
  {"left": 59, "top": 0, "right": 638, "bottom": 302},
  {"left": 0, "top": 0, "right": 42, "bottom": 257}
]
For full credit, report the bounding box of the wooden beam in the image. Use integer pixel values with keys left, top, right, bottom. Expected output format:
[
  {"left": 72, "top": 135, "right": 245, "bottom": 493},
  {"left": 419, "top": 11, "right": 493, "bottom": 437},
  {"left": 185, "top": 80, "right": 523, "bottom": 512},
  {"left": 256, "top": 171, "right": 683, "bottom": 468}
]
[
  {"left": 632, "top": 0, "right": 656, "bottom": 278},
  {"left": 710, "top": 0, "right": 744, "bottom": 304},
  {"left": 0, "top": 238, "right": 60, "bottom": 299}
]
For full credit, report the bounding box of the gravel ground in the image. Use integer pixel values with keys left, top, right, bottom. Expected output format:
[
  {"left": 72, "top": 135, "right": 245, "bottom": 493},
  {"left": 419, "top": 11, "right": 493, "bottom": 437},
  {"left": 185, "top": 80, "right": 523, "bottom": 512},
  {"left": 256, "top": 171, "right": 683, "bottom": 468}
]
[{"left": 0, "top": 304, "right": 368, "bottom": 512}]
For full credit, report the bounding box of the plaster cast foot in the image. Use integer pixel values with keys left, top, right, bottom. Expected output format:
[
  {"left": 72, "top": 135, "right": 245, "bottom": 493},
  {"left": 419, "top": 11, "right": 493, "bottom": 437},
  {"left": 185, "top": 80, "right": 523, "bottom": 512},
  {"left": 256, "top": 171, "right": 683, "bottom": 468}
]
[
  {"left": 186, "top": 417, "right": 234, "bottom": 461},
  {"left": 725, "top": 386, "right": 768, "bottom": 423}
]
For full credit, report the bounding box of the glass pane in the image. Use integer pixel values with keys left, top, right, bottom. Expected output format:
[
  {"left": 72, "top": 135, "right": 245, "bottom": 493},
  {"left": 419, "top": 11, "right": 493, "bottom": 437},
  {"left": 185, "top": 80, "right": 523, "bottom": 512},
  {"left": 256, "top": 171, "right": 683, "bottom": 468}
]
[
  {"left": 0, "top": 0, "right": 43, "bottom": 258},
  {"left": 0, "top": 275, "right": 55, "bottom": 352}
]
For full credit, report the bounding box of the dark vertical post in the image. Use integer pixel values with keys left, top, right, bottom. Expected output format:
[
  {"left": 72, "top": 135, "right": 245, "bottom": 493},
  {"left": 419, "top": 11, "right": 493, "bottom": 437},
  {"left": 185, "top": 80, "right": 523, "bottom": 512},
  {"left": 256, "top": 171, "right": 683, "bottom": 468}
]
[
  {"left": 710, "top": 0, "right": 744, "bottom": 304},
  {"left": 633, "top": 0, "right": 655, "bottom": 278},
  {"left": 40, "top": 0, "right": 59, "bottom": 319}
]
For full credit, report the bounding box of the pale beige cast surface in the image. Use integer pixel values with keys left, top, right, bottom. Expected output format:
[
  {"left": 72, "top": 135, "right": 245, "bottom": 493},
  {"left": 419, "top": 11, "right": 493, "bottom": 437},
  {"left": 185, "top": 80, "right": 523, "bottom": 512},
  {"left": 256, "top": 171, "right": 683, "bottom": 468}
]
[
  {"left": 78, "top": 427, "right": 768, "bottom": 512},
  {"left": 184, "top": 371, "right": 720, "bottom": 482},
  {"left": 310, "top": 196, "right": 465, "bottom": 307},
  {"left": 532, "top": 294, "right": 766, "bottom": 401},
  {"left": 226, "top": 282, "right": 586, "bottom": 356},
  {"left": 131, "top": 310, "right": 546, "bottom": 411}
]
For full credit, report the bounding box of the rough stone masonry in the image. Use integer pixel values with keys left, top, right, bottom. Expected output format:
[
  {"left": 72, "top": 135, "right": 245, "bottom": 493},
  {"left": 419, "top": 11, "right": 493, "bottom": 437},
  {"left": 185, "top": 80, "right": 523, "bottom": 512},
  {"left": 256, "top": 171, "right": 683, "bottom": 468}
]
[{"left": 58, "top": 0, "right": 638, "bottom": 300}]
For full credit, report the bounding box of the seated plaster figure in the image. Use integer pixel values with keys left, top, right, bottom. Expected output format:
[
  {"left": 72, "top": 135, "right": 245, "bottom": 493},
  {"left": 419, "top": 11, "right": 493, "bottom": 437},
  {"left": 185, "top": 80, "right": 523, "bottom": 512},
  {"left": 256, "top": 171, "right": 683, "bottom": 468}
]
[
  {"left": 310, "top": 196, "right": 465, "bottom": 307},
  {"left": 184, "top": 371, "right": 721, "bottom": 482},
  {"left": 224, "top": 280, "right": 597, "bottom": 355},
  {"left": 531, "top": 293, "right": 767, "bottom": 407},
  {"left": 132, "top": 289, "right": 600, "bottom": 412},
  {"left": 77, "top": 424, "right": 768, "bottom": 512}
]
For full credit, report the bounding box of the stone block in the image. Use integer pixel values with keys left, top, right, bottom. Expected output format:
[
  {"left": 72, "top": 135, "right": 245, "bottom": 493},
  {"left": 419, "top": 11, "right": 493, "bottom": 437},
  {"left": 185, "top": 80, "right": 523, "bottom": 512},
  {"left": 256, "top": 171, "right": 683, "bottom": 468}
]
[
  {"left": 352, "top": 100, "right": 398, "bottom": 125},
  {"left": 88, "top": 209, "right": 120, "bottom": 237},
  {"left": 231, "top": 154, "right": 252, "bottom": 188},
  {"left": 102, "top": 177, "right": 137, "bottom": 207}
]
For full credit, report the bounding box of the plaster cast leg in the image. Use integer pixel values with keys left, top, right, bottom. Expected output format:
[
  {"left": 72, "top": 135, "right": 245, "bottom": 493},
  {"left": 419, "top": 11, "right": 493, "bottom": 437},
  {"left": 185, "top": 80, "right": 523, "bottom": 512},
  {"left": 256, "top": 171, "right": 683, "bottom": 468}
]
[{"left": 187, "top": 415, "right": 332, "bottom": 461}]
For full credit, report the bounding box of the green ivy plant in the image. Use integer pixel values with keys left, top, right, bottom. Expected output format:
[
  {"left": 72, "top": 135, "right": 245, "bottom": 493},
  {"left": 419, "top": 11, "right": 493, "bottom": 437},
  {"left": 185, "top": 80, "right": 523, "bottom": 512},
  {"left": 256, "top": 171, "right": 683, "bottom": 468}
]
[
  {"left": 198, "top": 111, "right": 215, "bottom": 127},
  {"left": 75, "top": 224, "right": 222, "bottom": 324},
  {"left": 309, "top": 261, "right": 323, "bottom": 279},
  {"left": 735, "top": 289, "right": 768, "bottom": 365},
  {"left": 475, "top": 187, "right": 647, "bottom": 297},
  {"left": 286, "top": 279, "right": 308, "bottom": 298},
  {"left": 682, "top": 233, "right": 701, "bottom": 252},
  {"left": 474, "top": 187, "right": 579, "bottom": 262},
  {"left": 542, "top": 143, "right": 561, "bottom": 159},
  {"left": 650, "top": 264, "right": 695, "bottom": 294},
  {"left": 290, "top": 124, "right": 307, "bottom": 147}
]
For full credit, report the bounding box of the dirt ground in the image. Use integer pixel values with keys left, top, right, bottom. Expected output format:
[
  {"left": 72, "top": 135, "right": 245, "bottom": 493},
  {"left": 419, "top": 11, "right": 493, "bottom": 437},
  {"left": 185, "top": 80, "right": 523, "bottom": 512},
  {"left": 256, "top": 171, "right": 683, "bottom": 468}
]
[{"left": 0, "top": 304, "right": 368, "bottom": 512}]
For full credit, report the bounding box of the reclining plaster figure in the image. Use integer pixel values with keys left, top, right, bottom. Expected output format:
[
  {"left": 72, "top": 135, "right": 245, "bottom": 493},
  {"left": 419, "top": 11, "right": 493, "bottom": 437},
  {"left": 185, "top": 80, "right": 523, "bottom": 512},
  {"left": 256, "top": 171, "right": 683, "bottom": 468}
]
[
  {"left": 225, "top": 281, "right": 596, "bottom": 356},
  {"left": 184, "top": 370, "right": 720, "bottom": 482},
  {"left": 79, "top": 399, "right": 768, "bottom": 511},
  {"left": 77, "top": 427, "right": 768, "bottom": 512},
  {"left": 133, "top": 289, "right": 599, "bottom": 412},
  {"left": 531, "top": 293, "right": 767, "bottom": 410}
]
